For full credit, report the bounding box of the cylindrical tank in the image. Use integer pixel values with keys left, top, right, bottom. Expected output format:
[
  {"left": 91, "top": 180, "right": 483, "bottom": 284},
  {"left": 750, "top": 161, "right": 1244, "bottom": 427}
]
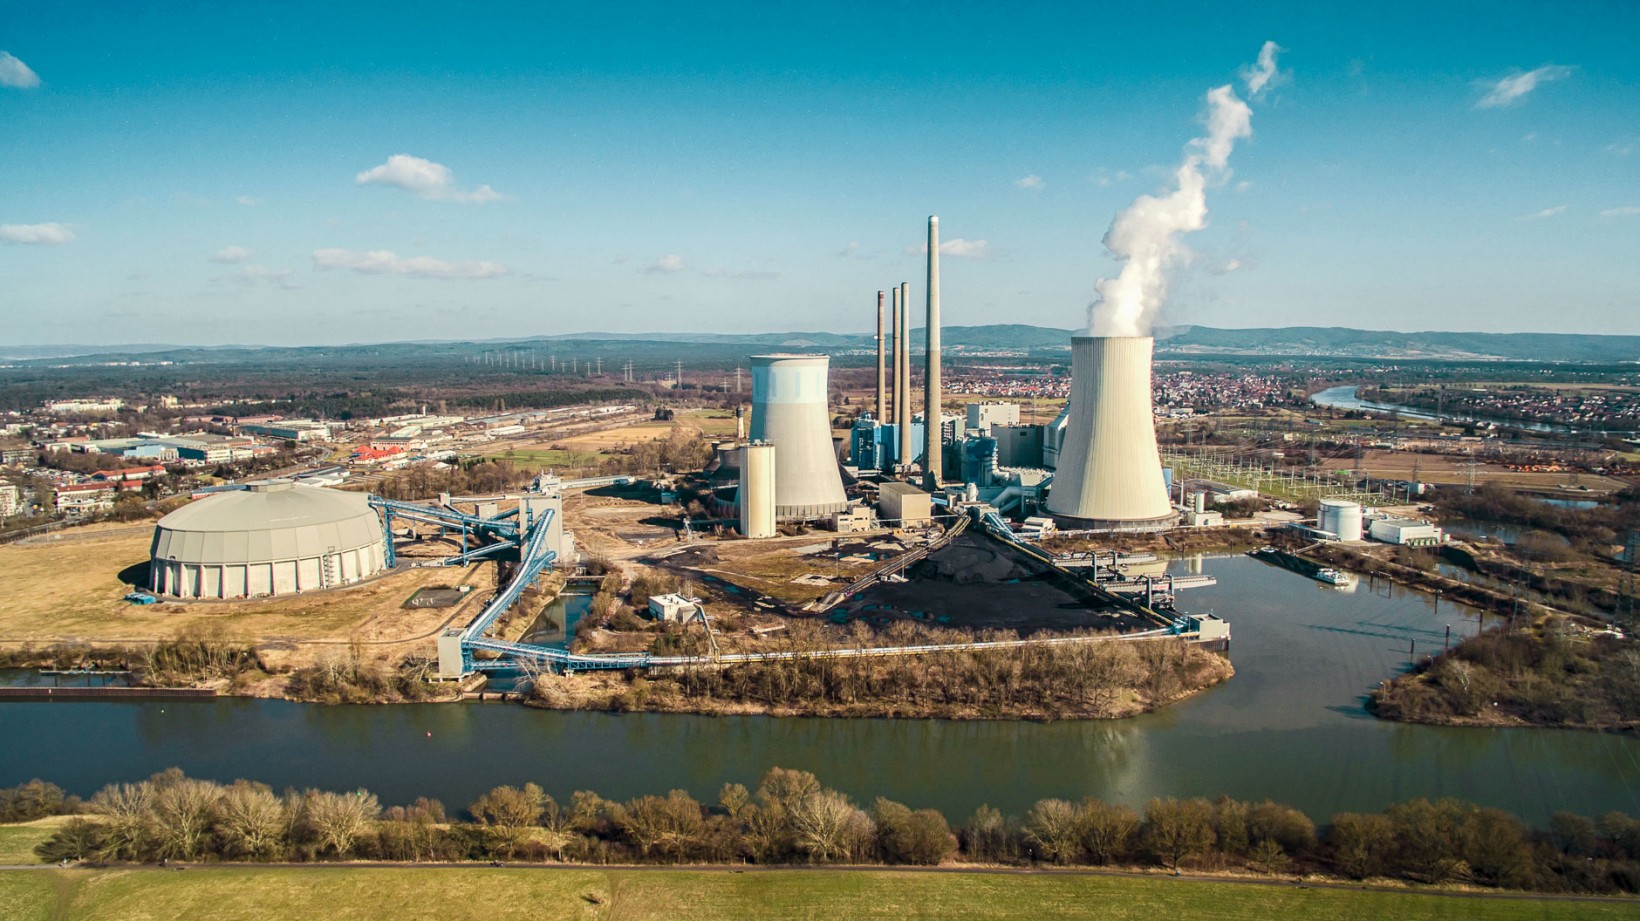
[
  {"left": 1319, "top": 498, "right": 1364, "bottom": 541},
  {"left": 1191, "top": 491, "right": 1207, "bottom": 514},
  {"left": 1045, "top": 336, "right": 1175, "bottom": 530},
  {"left": 742, "top": 355, "right": 849, "bottom": 520},
  {"left": 738, "top": 442, "right": 777, "bottom": 538}
]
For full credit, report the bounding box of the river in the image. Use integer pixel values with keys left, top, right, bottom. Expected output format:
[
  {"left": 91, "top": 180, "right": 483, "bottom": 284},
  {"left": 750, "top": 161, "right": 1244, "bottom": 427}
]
[
  {"left": 2, "top": 554, "right": 1637, "bottom": 826},
  {"left": 1310, "top": 385, "right": 1581, "bottom": 435}
]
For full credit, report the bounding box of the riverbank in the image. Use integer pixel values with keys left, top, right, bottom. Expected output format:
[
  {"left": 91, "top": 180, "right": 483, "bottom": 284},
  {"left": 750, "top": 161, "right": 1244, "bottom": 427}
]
[
  {"left": 523, "top": 636, "right": 1234, "bottom": 720},
  {"left": 1367, "top": 615, "right": 1638, "bottom": 734},
  {"left": 5, "top": 865, "right": 1627, "bottom": 921}
]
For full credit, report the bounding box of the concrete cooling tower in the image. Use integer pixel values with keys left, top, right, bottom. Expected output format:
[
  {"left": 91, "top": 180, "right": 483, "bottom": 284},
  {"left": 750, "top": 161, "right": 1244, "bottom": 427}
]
[
  {"left": 1046, "top": 335, "right": 1176, "bottom": 531},
  {"left": 743, "top": 354, "right": 849, "bottom": 520}
]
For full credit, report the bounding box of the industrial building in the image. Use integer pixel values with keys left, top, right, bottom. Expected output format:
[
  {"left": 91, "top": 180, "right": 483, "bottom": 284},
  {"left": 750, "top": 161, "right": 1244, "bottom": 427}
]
[
  {"left": 1368, "top": 517, "right": 1444, "bottom": 547},
  {"left": 648, "top": 593, "right": 701, "bottom": 623},
  {"left": 740, "top": 354, "right": 849, "bottom": 522},
  {"left": 965, "top": 401, "right": 1019, "bottom": 435},
  {"left": 1045, "top": 336, "right": 1176, "bottom": 531},
  {"left": 149, "top": 479, "right": 388, "bottom": 599},
  {"left": 993, "top": 424, "right": 1045, "bottom": 469},
  {"left": 878, "top": 481, "right": 933, "bottom": 528}
]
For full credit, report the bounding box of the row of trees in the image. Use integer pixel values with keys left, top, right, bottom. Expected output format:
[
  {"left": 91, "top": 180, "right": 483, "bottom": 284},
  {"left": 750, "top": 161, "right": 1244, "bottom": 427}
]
[{"left": 21, "top": 767, "right": 1640, "bottom": 894}]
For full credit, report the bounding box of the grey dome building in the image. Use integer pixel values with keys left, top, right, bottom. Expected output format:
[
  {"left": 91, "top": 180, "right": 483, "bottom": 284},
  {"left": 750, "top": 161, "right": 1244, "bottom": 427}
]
[{"left": 149, "top": 480, "right": 388, "bottom": 599}]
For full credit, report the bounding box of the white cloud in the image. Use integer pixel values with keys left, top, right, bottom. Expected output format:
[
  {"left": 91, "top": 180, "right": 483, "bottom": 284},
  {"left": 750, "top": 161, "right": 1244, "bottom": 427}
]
[
  {"left": 1241, "top": 41, "right": 1286, "bottom": 96},
  {"left": 1606, "top": 142, "right": 1635, "bottom": 158},
  {"left": 1209, "top": 258, "right": 1244, "bottom": 275},
  {"left": 236, "top": 196, "right": 263, "bottom": 207},
  {"left": 1600, "top": 206, "right": 1640, "bottom": 218},
  {"left": 0, "top": 222, "right": 75, "bottom": 245},
  {"left": 210, "top": 245, "right": 252, "bottom": 264},
  {"left": 703, "top": 268, "right": 780, "bottom": 280},
  {"left": 1015, "top": 174, "right": 1045, "bottom": 190},
  {"left": 235, "top": 265, "right": 299, "bottom": 289},
  {"left": 644, "top": 254, "right": 685, "bottom": 274},
  {"left": 906, "top": 239, "right": 991, "bottom": 259},
  {"left": 354, "top": 154, "right": 506, "bottom": 203},
  {"left": 0, "top": 52, "right": 40, "bottom": 89},
  {"left": 312, "top": 247, "right": 507, "bottom": 279},
  {"left": 1092, "top": 168, "right": 1134, "bottom": 188},
  {"left": 1476, "top": 65, "right": 1573, "bottom": 109},
  {"left": 1519, "top": 204, "right": 1567, "bottom": 220}
]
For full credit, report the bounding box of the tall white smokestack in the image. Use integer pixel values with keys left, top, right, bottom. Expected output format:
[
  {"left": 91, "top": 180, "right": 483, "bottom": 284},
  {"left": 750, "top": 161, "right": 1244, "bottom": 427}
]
[
  {"left": 924, "top": 216, "right": 941, "bottom": 489},
  {"left": 742, "top": 354, "right": 849, "bottom": 521},
  {"left": 1045, "top": 336, "right": 1175, "bottom": 530},
  {"left": 897, "top": 280, "right": 911, "bottom": 469},
  {"left": 891, "top": 286, "right": 903, "bottom": 464},
  {"left": 875, "top": 290, "right": 886, "bottom": 423}
]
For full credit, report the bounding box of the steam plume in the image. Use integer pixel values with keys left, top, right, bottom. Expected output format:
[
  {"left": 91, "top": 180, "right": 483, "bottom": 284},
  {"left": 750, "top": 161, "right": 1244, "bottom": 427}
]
[{"left": 1087, "top": 43, "right": 1281, "bottom": 337}]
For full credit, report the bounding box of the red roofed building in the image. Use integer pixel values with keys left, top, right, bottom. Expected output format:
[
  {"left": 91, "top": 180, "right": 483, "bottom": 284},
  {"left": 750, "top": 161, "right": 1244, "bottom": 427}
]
[{"left": 92, "top": 464, "right": 167, "bottom": 483}]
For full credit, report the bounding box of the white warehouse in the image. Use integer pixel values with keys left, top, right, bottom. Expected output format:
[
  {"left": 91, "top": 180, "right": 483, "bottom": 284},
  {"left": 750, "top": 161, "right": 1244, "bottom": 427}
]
[{"left": 149, "top": 480, "right": 388, "bottom": 599}]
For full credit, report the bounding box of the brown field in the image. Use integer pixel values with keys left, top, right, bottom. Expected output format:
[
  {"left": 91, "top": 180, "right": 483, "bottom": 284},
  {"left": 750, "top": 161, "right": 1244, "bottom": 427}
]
[
  {"left": 0, "top": 528, "right": 488, "bottom": 661},
  {"left": 1356, "top": 449, "right": 1631, "bottom": 492}
]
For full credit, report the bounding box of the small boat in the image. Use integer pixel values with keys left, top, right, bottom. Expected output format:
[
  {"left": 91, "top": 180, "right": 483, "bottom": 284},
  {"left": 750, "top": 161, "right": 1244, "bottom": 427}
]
[{"left": 1314, "top": 568, "right": 1356, "bottom": 587}]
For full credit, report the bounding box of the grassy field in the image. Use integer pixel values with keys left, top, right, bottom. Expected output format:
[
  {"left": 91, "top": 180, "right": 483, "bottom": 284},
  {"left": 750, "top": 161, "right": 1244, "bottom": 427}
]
[
  {"left": 0, "top": 528, "right": 470, "bottom": 648},
  {"left": 0, "top": 817, "right": 75, "bottom": 865},
  {"left": 487, "top": 447, "right": 610, "bottom": 468},
  {"left": 0, "top": 866, "right": 1628, "bottom": 921}
]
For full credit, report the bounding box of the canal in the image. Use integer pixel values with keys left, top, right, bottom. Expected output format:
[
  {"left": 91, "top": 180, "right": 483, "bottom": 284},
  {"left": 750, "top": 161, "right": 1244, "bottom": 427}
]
[{"left": 2, "top": 554, "right": 1636, "bottom": 825}]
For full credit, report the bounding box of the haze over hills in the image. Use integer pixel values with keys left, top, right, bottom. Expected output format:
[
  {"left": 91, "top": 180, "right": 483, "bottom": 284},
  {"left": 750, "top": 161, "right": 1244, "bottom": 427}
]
[{"left": 6, "top": 325, "right": 1639, "bottom": 365}]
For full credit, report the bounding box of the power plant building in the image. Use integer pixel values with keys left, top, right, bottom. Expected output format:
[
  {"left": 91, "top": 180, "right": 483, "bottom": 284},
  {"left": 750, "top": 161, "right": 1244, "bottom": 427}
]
[
  {"left": 965, "top": 401, "right": 1020, "bottom": 435},
  {"left": 878, "top": 481, "right": 933, "bottom": 528},
  {"left": 1045, "top": 336, "right": 1175, "bottom": 531},
  {"left": 743, "top": 354, "right": 849, "bottom": 521},
  {"left": 993, "top": 424, "right": 1045, "bottom": 469},
  {"left": 149, "top": 479, "right": 388, "bottom": 599}
]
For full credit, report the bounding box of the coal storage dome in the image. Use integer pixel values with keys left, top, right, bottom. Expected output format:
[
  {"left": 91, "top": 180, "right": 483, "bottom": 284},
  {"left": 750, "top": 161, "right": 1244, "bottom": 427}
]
[{"left": 149, "top": 479, "right": 387, "bottom": 599}]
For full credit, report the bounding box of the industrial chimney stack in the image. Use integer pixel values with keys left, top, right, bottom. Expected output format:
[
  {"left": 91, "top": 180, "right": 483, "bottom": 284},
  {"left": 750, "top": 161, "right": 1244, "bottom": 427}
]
[
  {"left": 874, "top": 290, "right": 886, "bottom": 423},
  {"left": 923, "top": 216, "right": 942, "bottom": 489},
  {"left": 1045, "top": 335, "right": 1176, "bottom": 531},
  {"left": 897, "top": 280, "right": 911, "bottom": 469}
]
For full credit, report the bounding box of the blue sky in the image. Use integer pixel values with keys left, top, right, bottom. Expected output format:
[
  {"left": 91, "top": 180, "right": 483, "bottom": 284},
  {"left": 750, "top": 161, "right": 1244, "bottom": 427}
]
[{"left": 2, "top": 1, "right": 1637, "bottom": 344}]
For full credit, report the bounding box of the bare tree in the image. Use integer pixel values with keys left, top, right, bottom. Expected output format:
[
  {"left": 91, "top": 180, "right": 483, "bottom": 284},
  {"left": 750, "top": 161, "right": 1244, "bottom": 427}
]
[
  {"left": 1079, "top": 798, "right": 1140, "bottom": 865},
  {"left": 303, "top": 790, "right": 381, "bottom": 858},
  {"left": 91, "top": 781, "right": 155, "bottom": 861},
  {"left": 214, "top": 781, "right": 286, "bottom": 860},
  {"left": 1023, "top": 799, "right": 1082, "bottom": 864},
  {"left": 470, "top": 783, "right": 546, "bottom": 856}
]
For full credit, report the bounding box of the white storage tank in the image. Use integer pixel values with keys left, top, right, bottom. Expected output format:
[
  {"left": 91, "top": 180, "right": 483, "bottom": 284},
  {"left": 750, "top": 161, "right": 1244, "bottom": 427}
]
[
  {"left": 1318, "top": 498, "right": 1364, "bottom": 541},
  {"left": 738, "top": 442, "right": 777, "bottom": 538},
  {"left": 149, "top": 479, "right": 387, "bottom": 599}
]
